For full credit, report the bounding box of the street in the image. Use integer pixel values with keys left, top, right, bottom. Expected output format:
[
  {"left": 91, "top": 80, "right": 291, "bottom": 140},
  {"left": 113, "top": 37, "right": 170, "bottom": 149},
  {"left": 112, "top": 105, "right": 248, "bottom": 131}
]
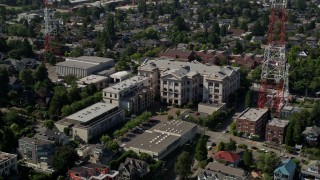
[{"left": 204, "top": 130, "right": 308, "bottom": 161}]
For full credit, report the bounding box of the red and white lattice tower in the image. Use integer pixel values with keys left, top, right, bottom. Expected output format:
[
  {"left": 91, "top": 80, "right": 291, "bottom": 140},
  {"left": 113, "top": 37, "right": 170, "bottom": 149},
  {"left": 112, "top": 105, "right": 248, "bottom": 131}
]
[
  {"left": 257, "top": 0, "right": 289, "bottom": 117},
  {"left": 43, "top": 0, "right": 55, "bottom": 62}
]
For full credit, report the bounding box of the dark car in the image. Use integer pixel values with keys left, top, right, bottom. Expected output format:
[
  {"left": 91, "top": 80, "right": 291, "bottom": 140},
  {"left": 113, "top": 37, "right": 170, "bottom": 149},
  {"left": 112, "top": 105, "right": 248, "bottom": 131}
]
[{"left": 251, "top": 146, "right": 258, "bottom": 150}]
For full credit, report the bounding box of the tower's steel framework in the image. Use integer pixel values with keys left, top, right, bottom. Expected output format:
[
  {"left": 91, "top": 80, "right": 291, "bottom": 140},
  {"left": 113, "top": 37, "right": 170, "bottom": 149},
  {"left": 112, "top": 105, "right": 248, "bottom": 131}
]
[{"left": 257, "top": 0, "right": 289, "bottom": 116}]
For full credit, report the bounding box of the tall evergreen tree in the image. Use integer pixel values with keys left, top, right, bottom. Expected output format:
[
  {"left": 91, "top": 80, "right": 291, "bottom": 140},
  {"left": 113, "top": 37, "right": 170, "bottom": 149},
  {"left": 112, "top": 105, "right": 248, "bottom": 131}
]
[{"left": 175, "top": 151, "right": 192, "bottom": 179}]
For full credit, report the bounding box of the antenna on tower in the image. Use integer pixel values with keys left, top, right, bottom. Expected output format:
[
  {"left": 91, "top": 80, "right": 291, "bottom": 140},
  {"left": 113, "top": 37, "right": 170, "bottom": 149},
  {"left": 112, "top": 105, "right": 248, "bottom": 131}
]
[{"left": 43, "top": 0, "right": 55, "bottom": 62}]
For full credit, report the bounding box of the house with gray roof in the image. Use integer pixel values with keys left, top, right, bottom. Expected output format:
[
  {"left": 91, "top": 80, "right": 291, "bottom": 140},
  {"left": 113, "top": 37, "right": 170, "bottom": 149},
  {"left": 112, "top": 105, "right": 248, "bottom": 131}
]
[
  {"left": 302, "top": 126, "right": 320, "bottom": 145},
  {"left": 118, "top": 158, "right": 148, "bottom": 180},
  {"left": 300, "top": 160, "right": 320, "bottom": 180}
]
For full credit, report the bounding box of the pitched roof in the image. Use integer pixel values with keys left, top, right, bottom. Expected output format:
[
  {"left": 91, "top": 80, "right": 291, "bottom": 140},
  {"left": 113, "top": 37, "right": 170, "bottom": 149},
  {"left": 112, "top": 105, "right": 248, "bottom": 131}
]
[
  {"left": 274, "top": 159, "right": 296, "bottom": 176},
  {"left": 205, "top": 162, "right": 247, "bottom": 179},
  {"left": 303, "top": 126, "right": 320, "bottom": 136},
  {"left": 214, "top": 151, "right": 240, "bottom": 163}
]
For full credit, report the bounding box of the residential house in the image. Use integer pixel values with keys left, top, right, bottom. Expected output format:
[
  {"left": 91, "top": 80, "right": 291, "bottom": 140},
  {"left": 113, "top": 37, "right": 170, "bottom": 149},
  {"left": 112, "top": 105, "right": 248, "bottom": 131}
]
[
  {"left": 274, "top": 159, "right": 296, "bottom": 180},
  {"left": 159, "top": 49, "right": 196, "bottom": 62},
  {"left": 198, "top": 168, "right": 219, "bottom": 180},
  {"left": 302, "top": 126, "right": 320, "bottom": 145},
  {"left": 69, "top": 163, "right": 119, "bottom": 180},
  {"left": 0, "top": 152, "right": 18, "bottom": 177},
  {"left": 205, "top": 162, "right": 248, "bottom": 180},
  {"left": 213, "top": 151, "right": 241, "bottom": 167},
  {"left": 300, "top": 160, "right": 320, "bottom": 180},
  {"left": 118, "top": 158, "right": 148, "bottom": 180}
]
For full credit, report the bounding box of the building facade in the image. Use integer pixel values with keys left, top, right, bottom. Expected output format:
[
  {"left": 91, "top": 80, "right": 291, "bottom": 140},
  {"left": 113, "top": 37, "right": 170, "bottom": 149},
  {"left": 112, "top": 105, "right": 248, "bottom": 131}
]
[
  {"left": 265, "top": 118, "right": 289, "bottom": 144},
  {"left": 236, "top": 108, "right": 269, "bottom": 138},
  {"left": 0, "top": 152, "right": 18, "bottom": 177},
  {"left": 102, "top": 76, "right": 154, "bottom": 114},
  {"left": 302, "top": 126, "right": 320, "bottom": 145},
  {"left": 18, "top": 137, "right": 54, "bottom": 166},
  {"left": 138, "top": 59, "right": 240, "bottom": 105},
  {"left": 55, "top": 103, "right": 125, "bottom": 143},
  {"left": 160, "top": 66, "right": 201, "bottom": 105},
  {"left": 56, "top": 56, "right": 114, "bottom": 78}
]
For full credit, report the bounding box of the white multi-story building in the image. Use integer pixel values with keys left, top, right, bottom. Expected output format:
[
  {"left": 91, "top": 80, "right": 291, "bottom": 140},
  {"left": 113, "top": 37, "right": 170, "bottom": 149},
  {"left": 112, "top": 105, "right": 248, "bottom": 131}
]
[
  {"left": 55, "top": 102, "right": 125, "bottom": 143},
  {"left": 0, "top": 152, "right": 18, "bottom": 177},
  {"left": 138, "top": 59, "right": 240, "bottom": 105},
  {"left": 102, "top": 75, "right": 154, "bottom": 113}
]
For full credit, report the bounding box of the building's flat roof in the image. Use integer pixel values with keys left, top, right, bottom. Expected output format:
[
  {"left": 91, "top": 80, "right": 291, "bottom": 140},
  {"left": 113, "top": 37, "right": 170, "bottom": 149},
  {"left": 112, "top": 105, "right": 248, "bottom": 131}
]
[
  {"left": 139, "top": 58, "right": 239, "bottom": 79},
  {"left": 65, "top": 102, "right": 118, "bottom": 123},
  {"left": 127, "top": 131, "right": 180, "bottom": 154},
  {"left": 77, "top": 75, "right": 108, "bottom": 84},
  {"left": 67, "top": 56, "right": 114, "bottom": 64},
  {"left": 0, "top": 151, "right": 16, "bottom": 164},
  {"left": 110, "top": 71, "right": 131, "bottom": 79},
  {"left": 56, "top": 60, "right": 96, "bottom": 69},
  {"left": 56, "top": 56, "right": 114, "bottom": 69},
  {"left": 237, "top": 108, "right": 268, "bottom": 122},
  {"left": 267, "top": 118, "right": 289, "bottom": 128},
  {"left": 19, "top": 137, "right": 54, "bottom": 145},
  {"left": 152, "top": 120, "right": 197, "bottom": 136},
  {"left": 103, "top": 76, "right": 149, "bottom": 93}
]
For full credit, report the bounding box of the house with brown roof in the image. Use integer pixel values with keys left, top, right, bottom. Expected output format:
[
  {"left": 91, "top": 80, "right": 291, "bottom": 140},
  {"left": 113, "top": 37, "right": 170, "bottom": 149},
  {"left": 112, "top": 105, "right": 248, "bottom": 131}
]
[
  {"left": 118, "top": 158, "right": 148, "bottom": 180},
  {"left": 227, "top": 29, "right": 245, "bottom": 39},
  {"left": 205, "top": 162, "right": 249, "bottom": 180},
  {"left": 159, "top": 48, "right": 196, "bottom": 62},
  {"left": 213, "top": 151, "right": 241, "bottom": 167}
]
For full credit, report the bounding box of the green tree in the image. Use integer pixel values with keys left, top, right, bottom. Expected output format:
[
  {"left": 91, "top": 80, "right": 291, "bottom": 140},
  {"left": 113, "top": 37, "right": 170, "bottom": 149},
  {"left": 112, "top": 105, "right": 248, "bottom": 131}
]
[
  {"left": 252, "top": 66, "right": 261, "bottom": 82},
  {"left": 252, "top": 21, "right": 264, "bottom": 36},
  {"left": 19, "top": 69, "right": 34, "bottom": 87},
  {"left": 243, "top": 149, "right": 253, "bottom": 167},
  {"left": 43, "top": 120, "right": 54, "bottom": 129},
  {"left": 0, "top": 37, "right": 8, "bottom": 53},
  {"left": 195, "top": 136, "right": 207, "bottom": 161},
  {"left": 295, "top": 0, "right": 306, "bottom": 11},
  {"left": 0, "top": 68, "right": 9, "bottom": 99},
  {"left": 233, "top": 40, "right": 243, "bottom": 54},
  {"left": 173, "top": 16, "right": 189, "bottom": 31},
  {"left": 49, "top": 86, "right": 69, "bottom": 117},
  {"left": 100, "top": 134, "right": 111, "bottom": 144},
  {"left": 175, "top": 151, "right": 192, "bottom": 179},
  {"left": 0, "top": 127, "right": 18, "bottom": 152},
  {"left": 285, "top": 121, "right": 294, "bottom": 146},
  {"left": 138, "top": 0, "right": 147, "bottom": 14},
  {"left": 105, "top": 14, "right": 115, "bottom": 36},
  {"left": 220, "top": 25, "right": 227, "bottom": 36},
  {"left": 257, "top": 152, "right": 280, "bottom": 175},
  {"left": 288, "top": 46, "right": 299, "bottom": 65},
  {"left": 244, "top": 90, "right": 253, "bottom": 108},
  {"left": 225, "top": 138, "right": 237, "bottom": 151},
  {"left": 33, "top": 63, "right": 48, "bottom": 82},
  {"left": 52, "top": 146, "right": 79, "bottom": 174},
  {"left": 216, "top": 141, "right": 225, "bottom": 151}
]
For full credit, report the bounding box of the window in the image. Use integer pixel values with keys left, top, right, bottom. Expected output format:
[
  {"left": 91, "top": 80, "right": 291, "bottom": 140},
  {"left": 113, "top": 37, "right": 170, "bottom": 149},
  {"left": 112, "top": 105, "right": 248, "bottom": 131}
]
[
  {"left": 214, "top": 89, "right": 219, "bottom": 93},
  {"left": 187, "top": 81, "right": 190, "bottom": 85},
  {"left": 174, "top": 94, "right": 178, "bottom": 97},
  {"left": 163, "top": 81, "right": 167, "bottom": 84},
  {"left": 209, "top": 95, "right": 213, "bottom": 98},
  {"left": 215, "top": 83, "right": 220, "bottom": 87},
  {"left": 209, "top": 82, "right": 213, "bottom": 86},
  {"left": 110, "top": 100, "right": 112, "bottom": 103},
  {"left": 163, "top": 92, "right": 167, "bottom": 96},
  {"left": 214, "top": 95, "right": 219, "bottom": 99},
  {"left": 110, "top": 93, "right": 112, "bottom": 97},
  {"left": 115, "top": 94, "right": 117, "bottom": 98},
  {"left": 174, "top": 82, "right": 178, "bottom": 86}
]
